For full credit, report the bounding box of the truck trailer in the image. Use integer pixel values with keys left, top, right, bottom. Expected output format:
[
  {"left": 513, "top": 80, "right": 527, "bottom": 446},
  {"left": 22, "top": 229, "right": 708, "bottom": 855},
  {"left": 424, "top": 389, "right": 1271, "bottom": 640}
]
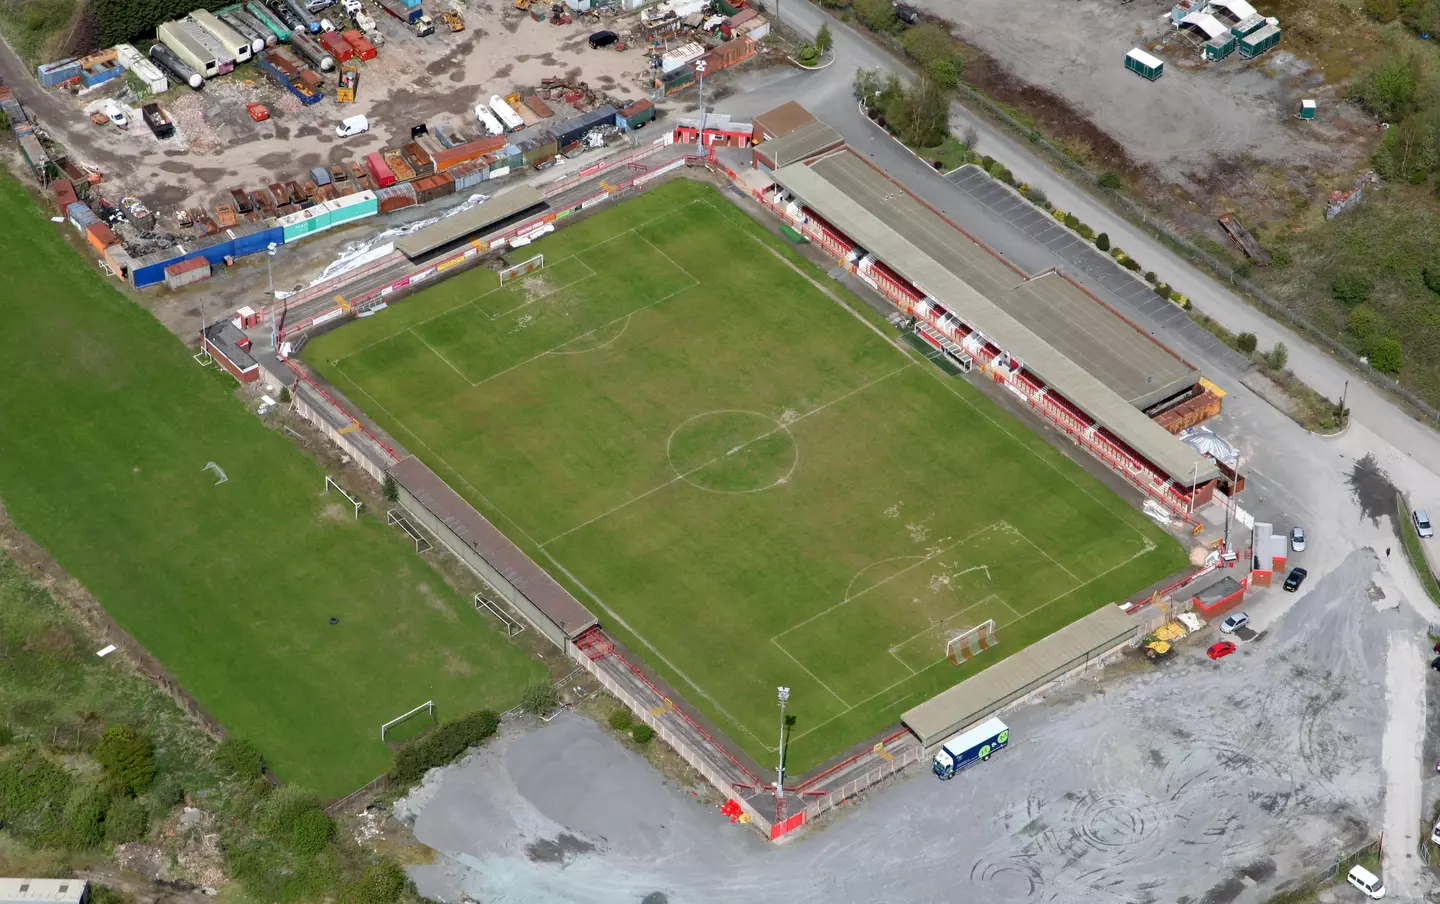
[
  {"left": 932, "top": 717, "right": 1009, "bottom": 780},
  {"left": 157, "top": 21, "right": 220, "bottom": 78},
  {"left": 190, "top": 8, "right": 254, "bottom": 63},
  {"left": 179, "top": 17, "right": 237, "bottom": 73}
]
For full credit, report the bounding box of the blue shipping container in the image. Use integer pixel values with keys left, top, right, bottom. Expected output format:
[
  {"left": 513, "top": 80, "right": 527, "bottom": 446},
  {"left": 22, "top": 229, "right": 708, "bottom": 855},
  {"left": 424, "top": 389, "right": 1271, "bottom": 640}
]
[
  {"left": 231, "top": 222, "right": 284, "bottom": 257},
  {"left": 37, "top": 58, "right": 82, "bottom": 87},
  {"left": 81, "top": 62, "right": 124, "bottom": 88},
  {"left": 133, "top": 237, "right": 239, "bottom": 288}
]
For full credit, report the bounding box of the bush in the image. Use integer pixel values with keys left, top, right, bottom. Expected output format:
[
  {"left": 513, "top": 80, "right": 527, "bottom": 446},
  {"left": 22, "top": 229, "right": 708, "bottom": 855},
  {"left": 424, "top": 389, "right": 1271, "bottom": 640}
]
[
  {"left": 990, "top": 164, "right": 1015, "bottom": 186},
  {"left": 353, "top": 860, "right": 409, "bottom": 904},
  {"left": 1236, "top": 332, "right": 1258, "bottom": 353},
  {"left": 1264, "top": 342, "right": 1289, "bottom": 371},
  {"left": 1330, "top": 271, "right": 1374, "bottom": 307},
  {"left": 1154, "top": 284, "right": 1171, "bottom": 298},
  {"left": 89, "top": 884, "right": 129, "bottom": 904},
  {"left": 981, "top": 155, "right": 995, "bottom": 171},
  {"left": 631, "top": 724, "right": 655, "bottom": 745},
  {"left": 1063, "top": 213, "right": 1080, "bottom": 229},
  {"left": 0, "top": 725, "right": 13, "bottom": 746},
  {"left": 147, "top": 775, "right": 184, "bottom": 812},
  {"left": 797, "top": 43, "right": 818, "bottom": 65},
  {"left": 104, "top": 794, "right": 148, "bottom": 845},
  {"left": 93, "top": 726, "right": 155, "bottom": 795},
  {"left": 853, "top": 0, "right": 897, "bottom": 31},
  {"left": 1366, "top": 0, "right": 1401, "bottom": 21},
  {"left": 1365, "top": 336, "right": 1404, "bottom": 373},
  {"left": 1095, "top": 232, "right": 1110, "bottom": 252},
  {"left": 1121, "top": 258, "right": 1141, "bottom": 272},
  {"left": 278, "top": 385, "right": 291, "bottom": 404},
  {"left": 1170, "top": 291, "right": 1185, "bottom": 303},
  {"left": 1234, "top": 260, "right": 1253, "bottom": 278},
  {"left": 1353, "top": 51, "right": 1419, "bottom": 120},
  {"left": 520, "top": 680, "right": 558, "bottom": 715},
  {"left": 607, "top": 710, "right": 633, "bottom": 732},
  {"left": 213, "top": 737, "right": 266, "bottom": 781},
  {"left": 1423, "top": 266, "right": 1440, "bottom": 295},
  {"left": 1021, "top": 184, "right": 1049, "bottom": 208},
  {"left": 1097, "top": 171, "right": 1124, "bottom": 190},
  {"left": 258, "top": 785, "right": 322, "bottom": 838},
  {"left": 900, "top": 23, "right": 963, "bottom": 88},
  {"left": 388, "top": 710, "right": 501, "bottom": 786},
  {"left": 63, "top": 787, "right": 109, "bottom": 850},
  {"left": 1143, "top": 270, "right": 1157, "bottom": 283},
  {"left": 290, "top": 807, "right": 335, "bottom": 855},
  {"left": 1076, "top": 224, "right": 1094, "bottom": 240},
  {"left": 1348, "top": 304, "right": 1383, "bottom": 339},
  {"left": 1271, "top": 247, "right": 1291, "bottom": 267}
]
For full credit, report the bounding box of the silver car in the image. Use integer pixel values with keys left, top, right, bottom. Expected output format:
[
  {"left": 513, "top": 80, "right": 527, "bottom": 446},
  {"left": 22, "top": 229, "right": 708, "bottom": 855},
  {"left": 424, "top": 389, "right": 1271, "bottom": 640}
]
[
  {"left": 1290, "top": 526, "right": 1305, "bottom": 552},
  {"left": 1416, "top": 509, "right": 1435, "bottom": 539},
  {"left": 1220, "top": 612, "right": 1249, "bottom": 634}
]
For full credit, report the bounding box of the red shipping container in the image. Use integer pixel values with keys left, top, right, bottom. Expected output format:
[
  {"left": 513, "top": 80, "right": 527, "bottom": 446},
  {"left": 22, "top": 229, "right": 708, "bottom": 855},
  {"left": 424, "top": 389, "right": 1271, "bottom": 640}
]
[
  {"left": 432, "top": 136, "right": 508, "bottom": 172},
  {"left": 341, "top": 30, "right": 377, "bottom": 60},
  {"left": 366, "top": 152, "right": 397, "bottom": 188},
  {"left": 52, "top": 180, "right": 79, "bottom": 211},
  {"left": 319, "top": 32, "right": 354, "bottom": 62}
]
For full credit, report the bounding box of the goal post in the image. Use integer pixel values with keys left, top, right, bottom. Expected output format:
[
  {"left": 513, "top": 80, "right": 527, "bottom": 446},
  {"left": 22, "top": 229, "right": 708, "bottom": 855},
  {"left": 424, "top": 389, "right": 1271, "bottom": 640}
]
[
  {"left": 381, "top": 700, "right": 435, "bottom": 741},
  {"left": 498, "top": 255, "right": 544, "bottom": 286},
  {"left": 946, "top": 619, "right": 997, "bottom": 664},
  {"left": 474, "top": 593, "right": 525, "bottom": 639}
]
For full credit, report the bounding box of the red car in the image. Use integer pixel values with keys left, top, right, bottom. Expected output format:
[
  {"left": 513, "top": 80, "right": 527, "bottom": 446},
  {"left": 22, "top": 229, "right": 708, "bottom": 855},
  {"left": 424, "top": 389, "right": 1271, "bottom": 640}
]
[{"left": 1207, "top": 641, "right": 1236, "bottom": 660}]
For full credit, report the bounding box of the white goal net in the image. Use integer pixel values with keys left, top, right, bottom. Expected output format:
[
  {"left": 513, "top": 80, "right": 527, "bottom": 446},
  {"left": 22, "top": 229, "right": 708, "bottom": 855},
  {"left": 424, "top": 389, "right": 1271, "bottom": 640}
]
[
  {"left": 498, "top": 255, "right": 544, "bottom": 286},
  {"left": 947, "top": 619, "right": 997, "bottom": 664}
]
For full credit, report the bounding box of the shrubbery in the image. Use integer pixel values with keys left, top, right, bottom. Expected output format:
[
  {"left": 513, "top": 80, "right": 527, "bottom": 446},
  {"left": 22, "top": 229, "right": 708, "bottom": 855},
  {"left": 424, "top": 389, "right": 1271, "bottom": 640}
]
[
  {"left": 213, "top": 737, "right": 266, "bottom": 781},
  {"left": 608, "top": 710, "right": 633, "bottom": 732},
  {"left": 93, "top": 725, "right": 155, "bottom": 795},
  {"left": 388, "top": 710, "right": 500, "bottom": 786},
  {"left": 631, "top": 725, "right": 655, "bottom": 745}
]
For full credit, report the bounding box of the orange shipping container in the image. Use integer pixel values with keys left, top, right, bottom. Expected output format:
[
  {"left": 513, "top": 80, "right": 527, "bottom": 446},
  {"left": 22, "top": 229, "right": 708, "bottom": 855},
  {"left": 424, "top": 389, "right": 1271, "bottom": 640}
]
[
  {"left": 52, "top": 179, "right": 79, "bottom": 211},
  {"left": 340, "top": 30, "right": 377, "bottom": 60},
  {"left": 85, "top": 221, "right": 118, "bottom": 251},
  {"left": 431, "top": 136, "right": 508, "bottom": 172}
]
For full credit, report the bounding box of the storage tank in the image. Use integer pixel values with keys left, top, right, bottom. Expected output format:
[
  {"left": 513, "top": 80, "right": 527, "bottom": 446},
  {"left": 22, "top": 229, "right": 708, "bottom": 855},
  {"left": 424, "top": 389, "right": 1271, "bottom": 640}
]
[
  {"left": 156, "top": 21, "right": 219, "bottom": 78},
  {"left": 474, "top": 103, "right": 504, "bottom": 137},
  {"left": 190, "top": 9, "right": 253, "bottom": 63},
  {"left": 218, "top": 11, "right": 267, "bottom": 53},
  {"left": 247, "top": 1, "right": 292, "bottom": 41},
  {"left": 231, "top": 7, "right": 278, "bottom": 46},
  {"left": 280, "top": 0, "right": 323, "bottom": 33},
  {"left": 290, "top": 31, "right": 334, "bottom": 71},
  {"left": 148, "top": 42, "right": 204, "bottom": 89}
]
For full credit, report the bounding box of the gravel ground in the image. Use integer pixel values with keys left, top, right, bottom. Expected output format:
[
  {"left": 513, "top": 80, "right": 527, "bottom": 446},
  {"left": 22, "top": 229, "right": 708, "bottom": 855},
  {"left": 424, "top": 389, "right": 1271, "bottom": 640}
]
[{"left": 398, "top": 546, "right": 1397, "bottom": 903}]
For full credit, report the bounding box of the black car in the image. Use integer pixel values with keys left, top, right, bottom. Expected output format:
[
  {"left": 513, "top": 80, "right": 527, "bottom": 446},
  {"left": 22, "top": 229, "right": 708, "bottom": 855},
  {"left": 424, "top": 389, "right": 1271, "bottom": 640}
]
[
  {"left": 589, "top": 30, "right": 618, "bottom": 49},
  {"left": 1282, "top": 567, "right": 1308, "bottom": 592},
  {"left": 895, "top": 4, "right": 921, "bottom": 25}
]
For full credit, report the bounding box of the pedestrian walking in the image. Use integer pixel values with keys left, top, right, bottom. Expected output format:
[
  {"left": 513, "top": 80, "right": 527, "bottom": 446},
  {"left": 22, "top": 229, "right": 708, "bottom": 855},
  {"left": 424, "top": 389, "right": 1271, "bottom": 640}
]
[{"left": 1386, "top": 547, "right": 1391, "bottom": 558}]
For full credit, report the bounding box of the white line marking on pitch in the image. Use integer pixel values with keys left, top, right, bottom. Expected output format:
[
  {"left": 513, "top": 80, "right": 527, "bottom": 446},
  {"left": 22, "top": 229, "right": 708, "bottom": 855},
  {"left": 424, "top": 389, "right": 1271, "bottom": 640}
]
[
  {"left": 771, "top": 638, "right": 850, "bottom": 708},
  {"left": 409, "top": 327, "right": 474, "bottom": 386}
]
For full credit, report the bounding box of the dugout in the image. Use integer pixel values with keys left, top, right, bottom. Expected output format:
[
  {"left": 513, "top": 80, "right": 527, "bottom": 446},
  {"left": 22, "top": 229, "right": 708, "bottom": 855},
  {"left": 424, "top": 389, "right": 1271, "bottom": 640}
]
[
  {"left": 901, "top": 604, "right": 1138, "bottom": 750},
  {"left": 394, "top": 185, "right": 547, "bottom": 262},
  {"left": 388, "top": 455, "right": 597, "bottom": 648}
]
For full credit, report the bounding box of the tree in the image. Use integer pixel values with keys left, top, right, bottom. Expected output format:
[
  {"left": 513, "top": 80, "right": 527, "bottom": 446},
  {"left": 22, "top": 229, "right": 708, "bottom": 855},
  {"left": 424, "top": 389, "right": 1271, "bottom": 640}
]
[
  {"left": 1353, "top": 52, "right": 1419, "bottom": 120},
  {"left": 520, "top": 680, "right": 558, "bottom": 715},
  {"left": 382, "top": 473, "right": 399, "bottom": 503},
  {"left": 853, "top": 68, "right": 885, "bottom": 105},
  {"left": 1371, "top": 115, "right": 1437, "bottom": 180},
  {"left": 1264, "top": 342, "right": 1289, "bottom": 371},
  {"left": 1330, "top": 271, "right": 1374, "bottom": 306},
  {"left": 900, "top": 23, "right": 963, "bottom": 88},
  {"left": 815, "top": 22, "right": 833, "bottom": 54},
  {"left": 93, "top": 726, "right": 155, "bottom": 795},
  {"left": 1236, "top": 332, "right": 1258, "bottom": 353},
  {"left": 213, "top": 737, "right": 266, "bottom": 781},
  {"left": 1095, "top": 232, "right": 1110, "bottom": 252},
  {"left": 853, "top": 0, "right": 897, "bottom": 32},
  {"left": 1365, "top": 336, "right": 1404, "bottom": 373},
  {"left": 278, "top": 386, "right": 291, "bottom": 404}
]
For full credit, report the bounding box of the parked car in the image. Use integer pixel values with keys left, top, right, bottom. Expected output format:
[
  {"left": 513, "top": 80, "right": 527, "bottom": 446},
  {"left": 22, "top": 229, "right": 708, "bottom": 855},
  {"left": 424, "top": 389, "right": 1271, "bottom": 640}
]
[
  {"left": 1346, "top": 864, "right": 1385, "bottom": 899},
  {"left": 588, "top": 30, "right": 618, "bottom": 49},
  {"left": 1289, "top": 526, "right": 1305, "bottom": 552},
  {"left": 895, "top": 4, "right": 922, "bottom": 24},
  {"left": 1432, "top": 655, "right": 1440, "bottom": 672},
  {"left": 1207, "top": 641, "right": 1236, "bottom": 661},
  {"left": 1415, "top": 509, "right": 1434, "bottom": 539},
  {"left": 103, "top": 101, "right": 128, "bottom": 129},
  {"left": 336, "top": 114, "right": 369, "bottom": 138},
  {"left": 1283, "top": 567, "right": 1308, "bottom": 592},
  {"left": 1220, "top": 612, "right": 1249, "bottom": 634}
]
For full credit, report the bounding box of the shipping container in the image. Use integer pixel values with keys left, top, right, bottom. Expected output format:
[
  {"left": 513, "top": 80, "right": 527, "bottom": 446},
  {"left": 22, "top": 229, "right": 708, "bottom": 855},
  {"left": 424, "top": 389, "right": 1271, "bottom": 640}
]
[
  {"left": 412, "top": 173, "right": 455, "bottom": 203},
  {"left": 85, "top": 221, "right": 119, "bottom": 251},
  {"left": 376, "top": 0, "right": 425, "bottom": 24},
  {"left": 401, "top": 141, "right": 435, "bottom": 176},
  {"left": 231, "top": 220, "right": 284, "bottom": 255},
  {"left": 661, "top": 64, "right": 694, "bottom": 94},
  {"left": 67, "top": 202, "right": 99, "bottom": 232},
  {"left": 149, "top": 42, "right": 205, "bottom": 89},
  {"left": 115, "top": 44, "right": 170, "bottom": 93},
  {"left": 327, "top": 189, "right": 379, "bottom": 223},
  {"left": 157, "top": 21, "right": 220, "bottom": 78},
  {"left": 366, "top": 152, "right": 397, "bottom": 187},
  {"left": 523, "top": 95, "right": 554, "bottom": 118},
  {"left": 432, "top": 135, "right": 507, "bottom": 171},
  {"left": 552, "top": 105, "right": 618, "bottom": 148},
  {"left": 80, "top": 57, "right": 125, "bottom": 88},
  {"left": 37, "top": 57, "right": 82, "bottom": 87},
  {"left": 164, "top": 256, "right": 213, "bottom": 289},
  {"left": 374, "top": 183, "right": 417, "bottom": 212},
  {"left": 52, "top": 180, "right": 79, "bottom": 211},
  {"left": 702, "top": 36, "right": 754, "bottom": 74},
  {"left": 1124, "top": 47, "right": 1163, "bottom": 80},
  {"left": 1204, "top": 32, "right": 1236, "bottom": 60},
  {"left": 1238, "top": 23, "right": 1279, "bottom": 58},
  {"left": 517, "top": 131, "right": 558, "bottom": 166},
  {"left": 660, "top": 41, "right": 705, "bottom": 73},
  {"left": 1230, "top": 13, "right": 1265, "bottom": 37},
  {"left": 340, "top": 29, "right": 378, "bottom": 59},
  {"left": 449, "top": 160, "right": 486, "bottom": 190},
  {"left": 383, "top": 148, "right": 416, "bottom": 182},
  {"left": 310, "top": 165, "right": 332, "bottom": 187},
  {"left": 319, "top": 31, "right": 353, "bottom": 62},
  {"left": 618, "top": 98, "right": 655, "bottom": 130},
  {"left": 180, "top": 17, "right": 236, "bottom": 73},
  {"left": 257, "top": 50, "right": 323, "bottom": 103}
]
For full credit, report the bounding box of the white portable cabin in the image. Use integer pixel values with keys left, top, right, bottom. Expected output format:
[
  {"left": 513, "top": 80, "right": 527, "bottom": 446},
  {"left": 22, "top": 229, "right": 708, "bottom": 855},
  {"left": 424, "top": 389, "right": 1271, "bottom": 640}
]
[
  {"left": 474, "top": 103, "right": 505, "bottom": 136},
  {"left": 489, "top": 95, "right": 525, "bottom": 132},
  {"left": 179, "top": 17, "right": 235, "bottom": 74},
  {"left": 157, "top": 20, "right": 219, "bottom": 78},
  {"left": 190, "top": 9, "right": 253, "bottom": 63},
  {"left": 114, "top": 43, "right": 169, "bottom": 93}
]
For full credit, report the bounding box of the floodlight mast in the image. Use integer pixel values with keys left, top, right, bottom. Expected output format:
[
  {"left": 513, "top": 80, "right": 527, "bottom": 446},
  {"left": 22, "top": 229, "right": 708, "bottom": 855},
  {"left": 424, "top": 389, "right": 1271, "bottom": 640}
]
[{"left": 775, "top": 686, "right": 790, "bottom": 822}]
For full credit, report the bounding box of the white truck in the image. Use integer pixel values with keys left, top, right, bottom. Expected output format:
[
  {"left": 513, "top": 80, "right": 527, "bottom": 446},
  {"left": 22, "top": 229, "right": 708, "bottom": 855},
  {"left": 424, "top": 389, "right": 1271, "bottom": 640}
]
[{"left": 932, "top": 716, "right": 1009, "bottom": 780}]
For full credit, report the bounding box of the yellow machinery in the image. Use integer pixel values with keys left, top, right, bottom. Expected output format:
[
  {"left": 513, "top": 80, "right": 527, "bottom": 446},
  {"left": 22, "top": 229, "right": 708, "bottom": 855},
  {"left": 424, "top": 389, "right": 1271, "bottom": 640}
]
[
  {"left": 1144, "top": 640, "right": 1172, "bottom": 661},
  {"left": 335, "top": 63, "right": 359, "bottom": 103},
  {"left": 441, "top": 7, "right": 464, "bottom": 30}
]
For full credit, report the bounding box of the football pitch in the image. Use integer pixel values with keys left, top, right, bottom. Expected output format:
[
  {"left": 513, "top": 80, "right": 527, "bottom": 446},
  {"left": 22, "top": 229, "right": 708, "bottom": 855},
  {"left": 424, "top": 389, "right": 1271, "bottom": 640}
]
[{"left": 308, "top": 179, "right": 1185, "bottom": 771}]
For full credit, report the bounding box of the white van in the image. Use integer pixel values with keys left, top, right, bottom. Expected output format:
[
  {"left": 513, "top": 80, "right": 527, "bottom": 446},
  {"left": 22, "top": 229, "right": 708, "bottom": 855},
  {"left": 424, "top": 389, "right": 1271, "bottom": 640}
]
[
  {"left": 336, "top": 114, "right": 369, "bottom": 138},
  {"left": 1346, "top": 865, "right": 1385, "bottom": 899}
]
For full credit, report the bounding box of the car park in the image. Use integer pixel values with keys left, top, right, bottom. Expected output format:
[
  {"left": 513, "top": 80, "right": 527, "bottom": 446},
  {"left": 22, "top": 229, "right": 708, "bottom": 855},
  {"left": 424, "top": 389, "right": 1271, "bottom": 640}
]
[
  {"left": 1283, "top": 567, "right": 1307, "bottom": 592},
  {"left": 1416, "top": 509, "right": 1434, "bottom": 539},
  {"left": 1289, "top": 526, "right": 1305, "bottom": 552},
  {"left": 1220, "top": 612, "right": 1249, "bottom": 633},
  {"left": 1207, "top": 641, "right": 1236, "bottom": 660}
]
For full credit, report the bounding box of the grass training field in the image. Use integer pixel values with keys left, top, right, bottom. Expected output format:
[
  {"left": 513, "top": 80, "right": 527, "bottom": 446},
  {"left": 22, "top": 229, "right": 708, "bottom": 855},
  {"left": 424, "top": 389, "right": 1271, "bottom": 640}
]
[
  {"left": 0, "top": 175, "right": 545, "bottom": 795},
  {"left": 308, "top": 179, "right": 1185, "bottom": 771}
]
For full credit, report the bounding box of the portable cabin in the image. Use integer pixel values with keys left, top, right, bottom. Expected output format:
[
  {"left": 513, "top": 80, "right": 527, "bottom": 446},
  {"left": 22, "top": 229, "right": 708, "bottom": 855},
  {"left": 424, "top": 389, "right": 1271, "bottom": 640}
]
[
  {"left": 1299, "top": 98, "right": 1316, "bottom": 120},
  {"left": 191, "top": 9, "right": 253, "bottom": 63},
  {"left": 1204, "top": 33, "right": 1236, "bottom": 61},
  {"left": 1238, "top": 23, "right": 1279, "bottom": 58},
  {"left": 1125, "top": 47, "right": 1164, "bottom": 81},
  {"left": 157, "top": 20, "right": 220, "bottom": 78}
]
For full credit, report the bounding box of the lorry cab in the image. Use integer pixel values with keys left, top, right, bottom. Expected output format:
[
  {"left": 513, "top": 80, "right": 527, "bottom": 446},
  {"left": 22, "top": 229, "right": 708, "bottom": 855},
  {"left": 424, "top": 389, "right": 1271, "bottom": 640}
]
[{"left": 933, "top": 716, "right": 1009, "bottom": 780}]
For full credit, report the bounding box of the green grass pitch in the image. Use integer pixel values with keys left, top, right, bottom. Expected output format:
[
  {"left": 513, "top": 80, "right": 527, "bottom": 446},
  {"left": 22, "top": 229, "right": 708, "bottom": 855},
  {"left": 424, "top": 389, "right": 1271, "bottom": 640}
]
[
  {"left": 308, "top": 179, "right": 1186, "bottom": 772},
  {"left": 0, "top": 175, "right": 545, "bottom": 795}
]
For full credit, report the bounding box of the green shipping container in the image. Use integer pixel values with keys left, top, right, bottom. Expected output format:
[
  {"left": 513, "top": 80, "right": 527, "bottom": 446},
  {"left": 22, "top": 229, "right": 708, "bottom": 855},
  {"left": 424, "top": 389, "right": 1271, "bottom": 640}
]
[
  {"left": 1238, "top": 24, "right": 1279, "bottom": 58},
  {"left": 1124, "top": 48, "right": 1163, "bottom": 81},
  {"left": 1204, "top": 33, "right": 1235, "bottom": 61}
]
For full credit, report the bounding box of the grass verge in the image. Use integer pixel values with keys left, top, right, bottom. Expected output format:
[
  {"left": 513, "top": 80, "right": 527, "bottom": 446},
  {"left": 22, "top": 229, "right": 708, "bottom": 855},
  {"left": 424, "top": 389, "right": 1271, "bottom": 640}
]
[
  {"left": 1397, "top": 491, "right": 1440, "bottom": 606},
  {"left": 0, "top": 171, "right": 545, "bottom": 795}
]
